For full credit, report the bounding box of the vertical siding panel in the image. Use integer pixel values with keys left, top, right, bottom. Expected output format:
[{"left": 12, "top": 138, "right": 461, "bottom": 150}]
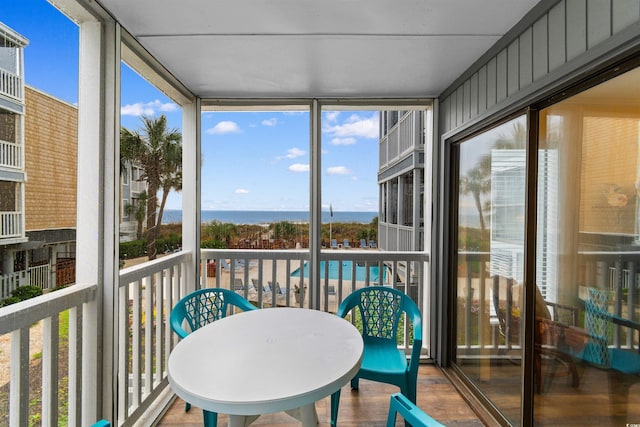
[
  {"left": 486, "top": 57, "right": 497, "bottom": 108},
  {"left": 519, "top": 27, "right": 533, "bottom": 88},
  {"left": 566, "top": 0, "right": 587, "bottom": 60},
  {"left": 507, "top": 40, "right": 520, "bottom": 96},
  {"left": 470, "top": 72, "right": 479, "bottom": 118},
  {"left": 463, "top": 79, "right": 471, "bottom": 121},
  {"left": 456, "top": 87, "right": 464, "bottom": 127},
  {"left": 532, "top": 14, "right": 549, "bottom": 80},
  {"left": 441, "top": 97, "right": 450, "bottom": 134},
  {"left": 445, "top": 97, "right": 452, "bottom": 133},
  {"left": 587, "top": 0, "right": 611, "bottom": 48},
  {"left": 478, "top": 65, "right": 487, "bottom": 114},
  {"left": 496, "top": 49, "right": 508, "bottom": 102},
  {"left": 548, "top": 1, "right": 567, "bottom": 72},
  {"left": 612, "top": 0, "right": 640, "bottom": 33}
]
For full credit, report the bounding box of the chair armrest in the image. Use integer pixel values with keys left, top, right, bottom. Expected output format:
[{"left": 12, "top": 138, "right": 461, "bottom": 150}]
[{"left": 386, "top": 393, "right": 446, "bottom": 427}]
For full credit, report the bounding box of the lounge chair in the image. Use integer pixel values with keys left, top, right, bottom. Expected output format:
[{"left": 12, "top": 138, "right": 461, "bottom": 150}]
[
  {"left": 343, "top": 239, "right": 351, "bottom": 249},
  {"left": 369, "top": 240, "right": 377, "bottom": 249},
  {"left": 273, "top": 282, "right": 287, "bottom": 296},
  {"left": 360, "top": 239, "right": 367, "bottom": 248},
  {"left": 331, "top": 239, "right": 338, "bottom": 249},
  {"left": 233, "top": 278, "right": 244, "bottom": 291}
]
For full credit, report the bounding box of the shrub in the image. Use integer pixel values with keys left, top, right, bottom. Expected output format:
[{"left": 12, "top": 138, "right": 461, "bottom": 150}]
[
  {"left": 119, "top": 239, "right": 146, "bottom": 259},
  {"left": 12, "top": 285, "right": 43, "bottom": 301},
  {"left": 157, "top": 233, "right": 182, "bottom": 253},
  {"left": 1, "top": 296, "right": 21, "bottom": 307},
  {"left": 201, "top": 238, "right": 226, "bottom": 249}
]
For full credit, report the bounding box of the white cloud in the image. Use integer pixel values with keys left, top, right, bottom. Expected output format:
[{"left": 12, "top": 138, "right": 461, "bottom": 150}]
[
  {"left": 234, "top": 188, "right": 249, "bottom": 194},
  {"left": 289, "top": 163, "right": 310, "bottom": 172},
  {"left": 323, "top": 113, "right": 378, "bottom": 139},
  {"left": 324, "top": 111, "right": 340, "bottom": 122},
  {"left": 206, "top": 121, "right": 241, "bottom": 134},
  {"left": 262, "top": 118, "right": 278, "bottom": 127},
  {"left": 286, "top": 148, "right": 305, "bottom": 158},
  {"left": 327, "top": 166, "right": 351, "bottom": 175},
  {"left": 276, "top": 147, "right": 306, "bottom": 160},
  {"left": 330, "top": 137, "right": 356, "bottom": 146},
  {"left": 121, "top": 100, "right": 178, "bottom": 116}
]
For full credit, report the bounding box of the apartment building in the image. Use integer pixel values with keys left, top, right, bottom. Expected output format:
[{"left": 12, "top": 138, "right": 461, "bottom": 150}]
[
  {"left": 0, "top": 22, "right": 28, "bottom": 296},
  {"left": 378, "top": 110, "right": 429, "bottom": 252}
]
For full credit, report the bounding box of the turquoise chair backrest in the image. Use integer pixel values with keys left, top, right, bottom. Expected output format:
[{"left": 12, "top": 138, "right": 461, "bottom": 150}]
[
  {"left": 170, "top": 288, "right": 257, "bottom": 339},
  {"left": 583, "top": 287, "right": 613, "bottom": 369},
  {"left": 338, "top": 286, "right": 422, "bottom": 349}
]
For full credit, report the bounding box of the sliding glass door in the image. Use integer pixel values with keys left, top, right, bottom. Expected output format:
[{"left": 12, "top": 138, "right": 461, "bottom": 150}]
[{"left": 451, "top": 64, "right": 640, "bottom": 425}]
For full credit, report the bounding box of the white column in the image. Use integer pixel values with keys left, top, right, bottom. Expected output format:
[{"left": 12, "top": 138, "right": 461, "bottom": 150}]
[
  {"left": 309, "top": 100, "right": 321, "bottom": 310},
  {"left": 76, "top": 11, "right": 119, "bottom": 424},
  {"left": 182, "top": 99, "right": 201, "bottom": 294}
]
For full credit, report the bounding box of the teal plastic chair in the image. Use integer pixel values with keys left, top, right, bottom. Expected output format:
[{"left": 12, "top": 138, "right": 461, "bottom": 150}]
[
  {"left": 331, "top": 286, "right": 422, "bottom": 426},
  {"left": 91, "top": 421, "right": 110, "bottom": 427},
  {"left": 386, "top": 393, "right": 446, "bottom": 427},
  {"left": 170, "top": 288, "right": 257, "bottom": 427}
]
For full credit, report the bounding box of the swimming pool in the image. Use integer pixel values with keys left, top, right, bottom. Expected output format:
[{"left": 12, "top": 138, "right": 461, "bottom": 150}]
[{"left": 290, "top": 260, "right": 385, "bottom": 282}]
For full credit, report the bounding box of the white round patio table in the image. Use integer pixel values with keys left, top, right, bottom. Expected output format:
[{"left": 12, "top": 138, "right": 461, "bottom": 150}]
[{"left": 168, "top": 307, "right": 363, "bottom": 427}]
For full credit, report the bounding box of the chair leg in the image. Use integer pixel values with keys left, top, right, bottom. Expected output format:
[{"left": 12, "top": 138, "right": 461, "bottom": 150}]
[
  {"left": 203, "top": 410, "right": 217, "bottom": 427},
  {"left": 350, "top": 376, "right": 359, "bottom": 390},
  {"left": 330, "top": 389, "right": 341, "bottom": 427}
]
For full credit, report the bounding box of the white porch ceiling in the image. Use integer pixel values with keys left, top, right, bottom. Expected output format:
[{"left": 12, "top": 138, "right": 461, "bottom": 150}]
[{"left": 99, "top": 0, "right": 539, "bottom": 99}]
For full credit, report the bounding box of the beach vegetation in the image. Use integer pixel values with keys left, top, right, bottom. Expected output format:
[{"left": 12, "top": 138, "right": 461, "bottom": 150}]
[
  {"left": 272, "top": 221, "right": 297, "bottom": 240},
  {"left": 121, "top": 114, "right": 182, "bottom": 260},
  {"left": 203, "top": 220, "right": 238, "bottom": 248}
]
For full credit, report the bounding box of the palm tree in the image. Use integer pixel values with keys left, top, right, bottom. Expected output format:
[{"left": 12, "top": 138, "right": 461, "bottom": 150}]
[
  {"left": 121, "top": 115, "right": 182, "bottom": 260},
  {"left": 460, "top": 159, "right": 491, "bottom": 235},
  {"left": 157, "top": 143, "right": 182, "bottom": 228}
]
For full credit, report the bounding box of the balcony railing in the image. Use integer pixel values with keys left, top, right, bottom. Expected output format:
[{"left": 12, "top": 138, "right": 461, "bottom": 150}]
[
  {"left": 379, "top": 222, "right": 420, "bottom": 251},
  {"left": 457, "top": 251, "right": 640, "bottom": 358},
  {"left": 0, "top": 211, "right": 22, "bottom": 239},
  {"left": 2, "top": 249, "right": 427, "bottom": 426},
  {"left": 0, "top": 139, "right": 22, "bottom": 169},
  {"left": 0, "top": 283, "right": 98, "bottom": 426},
  {"left": 379, "top": 113, "right": 419, "bottom": 169},
  {"left": 116, "top": 251, "right": 192, "bottom": 426},
  {"left": 0, "top": 68, "right": 22, "bottom": 102}
]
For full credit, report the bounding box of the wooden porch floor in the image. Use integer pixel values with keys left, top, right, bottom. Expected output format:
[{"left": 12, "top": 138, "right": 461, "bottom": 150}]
[{"left": 157, "top": 365, "right": 485, "bottom": 426}]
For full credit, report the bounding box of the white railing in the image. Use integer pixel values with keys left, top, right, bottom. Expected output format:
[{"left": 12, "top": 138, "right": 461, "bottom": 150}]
[
  {"left": 0, "top": 283, "right": 97, "bottom": 426},
  {"left": 28, "top": 264, "right": 50, "bottom": 291},
  {"left": 0, "top": 270, "right": 26, "bottom": 299},
  {"left": 379, "top": 113, "right": 419, "bottom": 169},
  {"left": 398, "top": 113, "right": 415, "bottom": 154},
  {"left": 116, "top": 251, "right": 192, "bottom": 426},
  {"left": 1, "top": 211, "right": 22, "bottom": 239},
  {"left": 0, "top": 67, "right": 22, "bottom": 101},
  {"left": 2, "top": 248, "right": 427, "bottom": 427},
  {"left": 130, "top": 180, "right": 146, "bottom": 194},
  {"left": 456, "top": 251, "right": 640, "bottom": 358},
  {"left": 0, "top": 139, "right": 22, "bottom": 169},
  {"left": 200, "top": 249, "right": 429, "bottom": 351}
]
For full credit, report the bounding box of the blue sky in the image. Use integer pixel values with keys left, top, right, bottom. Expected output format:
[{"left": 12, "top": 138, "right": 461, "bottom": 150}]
[{"left": 3, "top": 0, "right": 380, "bottom": 212}]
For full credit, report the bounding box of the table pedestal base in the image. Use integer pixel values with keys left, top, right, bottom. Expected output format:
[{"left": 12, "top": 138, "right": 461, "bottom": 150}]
[
  {"left": 285, "top": 403, "right": 319, "bottom": 426},
  {"left": 225, "top": 403, "right": 318, "bottom": 427},
  {"left": 228, "top": 414, "right": 260, "bottom": 427}
]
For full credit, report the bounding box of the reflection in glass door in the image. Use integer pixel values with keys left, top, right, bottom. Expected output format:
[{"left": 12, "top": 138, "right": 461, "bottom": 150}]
[
  {"left": 454, "top": 116, "right": 527, "bottom": 425},
  {"left": 533, "top": 66, "right": 640, "bottom": 425}
]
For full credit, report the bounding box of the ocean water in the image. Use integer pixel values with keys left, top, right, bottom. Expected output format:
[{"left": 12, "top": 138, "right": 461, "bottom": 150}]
[{"left": 162, "top": 210, "right": 377, "bottom": 225}]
